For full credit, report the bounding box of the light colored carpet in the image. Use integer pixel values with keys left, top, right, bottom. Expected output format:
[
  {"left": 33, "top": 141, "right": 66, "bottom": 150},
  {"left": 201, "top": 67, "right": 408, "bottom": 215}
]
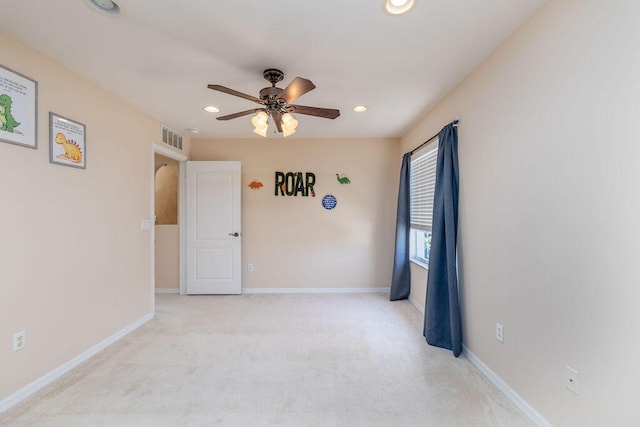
[{"left": 1, "top": 293, "right": 533, "bottom": 426}]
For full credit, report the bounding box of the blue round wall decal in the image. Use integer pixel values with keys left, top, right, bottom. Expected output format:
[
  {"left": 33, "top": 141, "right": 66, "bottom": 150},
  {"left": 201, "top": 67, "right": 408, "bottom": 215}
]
[{"left": 322, "top": 194, "right": 337, "bottom": 210}]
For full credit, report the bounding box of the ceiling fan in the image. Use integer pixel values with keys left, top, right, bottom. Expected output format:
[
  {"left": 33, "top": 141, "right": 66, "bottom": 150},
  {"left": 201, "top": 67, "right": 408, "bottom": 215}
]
[{"left": 208, "top": 68, "right": 340, "bottom": 137}]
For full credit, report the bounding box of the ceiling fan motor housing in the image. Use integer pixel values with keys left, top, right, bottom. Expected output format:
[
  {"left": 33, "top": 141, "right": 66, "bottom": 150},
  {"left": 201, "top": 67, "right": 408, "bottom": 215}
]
[
  {"left": 259, "top": 86, "right": 282, "bottom": 100},
  {"left": 259, "top": 86, "right": 292, "bottom": 116}
]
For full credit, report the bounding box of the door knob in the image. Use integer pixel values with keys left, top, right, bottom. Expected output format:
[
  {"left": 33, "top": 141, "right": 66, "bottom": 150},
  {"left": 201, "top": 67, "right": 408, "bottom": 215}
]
[{"left": 228, "top": 232, "right": 240, "bottom": 237}]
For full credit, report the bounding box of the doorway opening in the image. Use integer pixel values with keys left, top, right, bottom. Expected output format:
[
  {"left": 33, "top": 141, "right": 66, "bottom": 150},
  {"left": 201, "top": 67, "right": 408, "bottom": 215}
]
[
  {"left": 151, "top": 144, "right": 188, "bottom": 300},
  {"left": 154, "top": 154, "right": 179, "bottom": 293}
]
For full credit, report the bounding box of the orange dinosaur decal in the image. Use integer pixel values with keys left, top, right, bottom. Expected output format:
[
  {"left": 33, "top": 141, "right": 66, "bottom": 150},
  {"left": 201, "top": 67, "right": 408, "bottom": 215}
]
[
  {"left": 248, "top": 180, "right": 264, "bottom": 189},
  {"left": 55, "top": 132, "right": 83, "bottom": 163}
]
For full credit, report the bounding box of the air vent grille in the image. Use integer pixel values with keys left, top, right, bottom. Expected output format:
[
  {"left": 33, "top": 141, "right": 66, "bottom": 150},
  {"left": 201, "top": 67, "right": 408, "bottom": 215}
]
[{"left": 161, "top": 125, "right": 183, "bottom": 150}]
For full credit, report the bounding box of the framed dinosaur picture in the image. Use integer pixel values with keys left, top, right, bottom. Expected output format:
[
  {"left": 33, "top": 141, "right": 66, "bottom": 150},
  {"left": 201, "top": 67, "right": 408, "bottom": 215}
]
[
  {"left": 49, "top": 112, "right": 86, "bottom": 169},
  {"left": 0, "top": 64, "right": 37, "bottom": 149}
]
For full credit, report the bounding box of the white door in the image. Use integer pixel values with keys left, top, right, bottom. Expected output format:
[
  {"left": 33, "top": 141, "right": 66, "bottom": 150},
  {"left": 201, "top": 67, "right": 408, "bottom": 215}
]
[{"left": 186, "top": 161, "right": 241, "bottom": 294}]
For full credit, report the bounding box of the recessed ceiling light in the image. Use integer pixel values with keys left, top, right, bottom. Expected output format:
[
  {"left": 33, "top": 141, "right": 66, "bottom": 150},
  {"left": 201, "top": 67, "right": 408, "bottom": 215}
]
[
  {"left": 186, "top": 128, "right": 200, "bottom": 134},
  {"left": 352, "top": 105, "right": 368, "bottom": 113},
  {"left": 203, "top": 105, "right": 220, "bottom": 113},
  {"left": 85, "top": 0, "right": 122, "bottom": 16},
  {"left": 383, "top": 0, "right": 415, "bottom": 15}
]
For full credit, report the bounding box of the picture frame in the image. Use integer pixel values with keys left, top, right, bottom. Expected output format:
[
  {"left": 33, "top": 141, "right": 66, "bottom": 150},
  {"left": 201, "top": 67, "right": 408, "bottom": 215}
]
[
  {"left": 0, "top": 64, "right": 38, "bottom": 149},
  {"left": 49, "top": 112, "right": 86, "bottom": 169}
]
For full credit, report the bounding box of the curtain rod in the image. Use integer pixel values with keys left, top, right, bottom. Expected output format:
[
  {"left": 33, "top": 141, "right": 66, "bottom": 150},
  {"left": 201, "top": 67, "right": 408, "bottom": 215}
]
[{"left": 409, "top": 119, "right": 458, "bottom": 155}]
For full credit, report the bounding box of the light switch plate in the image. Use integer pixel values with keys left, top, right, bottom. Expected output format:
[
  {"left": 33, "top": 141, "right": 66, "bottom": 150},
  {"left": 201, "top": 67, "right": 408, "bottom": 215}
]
[{"left": 13, "top": 331, "right": 25, "bottom": 352}]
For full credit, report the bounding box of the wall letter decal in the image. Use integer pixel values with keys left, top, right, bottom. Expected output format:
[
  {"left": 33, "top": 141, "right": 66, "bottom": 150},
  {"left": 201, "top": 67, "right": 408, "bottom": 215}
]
[
  {"left": 306, "top": 172, "right": 316, "bottom": 197},
  {"left": 285, "top": 172, "right": 295, "bottom": 196},
  {"left": 275, "top": 171, "right": 317, "bottom": 197},
  {"left": 275, "top": 172, "right": 285, "bottom": 196}
]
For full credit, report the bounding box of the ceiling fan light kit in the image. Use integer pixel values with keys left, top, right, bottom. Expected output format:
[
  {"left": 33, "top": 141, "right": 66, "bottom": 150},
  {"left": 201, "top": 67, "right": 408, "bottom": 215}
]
[
  {"left": 252, "top": 126, "right": 268, "bottom": 137},
  {"left": 281, "top": 113, "right": 299, "bottom": 137},
  {"left": 251, "top": 111, "right": 269, "bottom": 136},
  {"left": 208, "top": 68, "right": 340, "bottom": 138},
  {"left": 251, "top": 111, "right": 268, "bottom": 129}
]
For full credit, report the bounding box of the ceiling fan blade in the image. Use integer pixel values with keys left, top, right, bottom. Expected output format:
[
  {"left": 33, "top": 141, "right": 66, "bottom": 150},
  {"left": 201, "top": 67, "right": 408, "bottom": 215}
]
[
  {"left": 216, "top": 108, "right": 265, "bottom": 121},
  {"left": 207, "top": 84, "right": 263, "bottom": 104},
  {"left": 290, "top": 105, "right": 341, "bottom": 119},
  {"left": 271, "top": 111, "right": 283, "bottom": 133},
  {"left": 275, "top": 77, "right": 316, "bottom": 104}
]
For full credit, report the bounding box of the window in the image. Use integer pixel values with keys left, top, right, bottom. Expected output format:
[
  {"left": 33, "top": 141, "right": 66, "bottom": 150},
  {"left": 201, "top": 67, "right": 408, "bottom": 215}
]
[{"left": 410, "top": 139, "right": 438, "bottom": 266}]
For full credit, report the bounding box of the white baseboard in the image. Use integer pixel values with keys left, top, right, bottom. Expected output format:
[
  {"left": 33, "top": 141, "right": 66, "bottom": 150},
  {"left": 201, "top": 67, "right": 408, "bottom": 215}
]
[
  {"left": 462, "top": 345, "right": 552, "bottom": 427},
  {"left": 408, "top": 295, "right": 425, "bottom": 314},
  {"left": 155, "top": 288, "right": 179, "bottom": 294},
  {"left": 404, "top": 298, "right": 549, "bottom": 426},
  {"left": 0, "top": 312, "right": 154, "bottom": 414},
  {"left": 242, "top": 287, "right": 390, "bottom": 294}
]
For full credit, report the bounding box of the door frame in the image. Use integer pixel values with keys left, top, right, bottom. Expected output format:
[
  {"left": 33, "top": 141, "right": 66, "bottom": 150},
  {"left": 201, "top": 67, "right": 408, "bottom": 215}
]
[{"left": 151, "top": 143, "right": 189, "bottom": 305}]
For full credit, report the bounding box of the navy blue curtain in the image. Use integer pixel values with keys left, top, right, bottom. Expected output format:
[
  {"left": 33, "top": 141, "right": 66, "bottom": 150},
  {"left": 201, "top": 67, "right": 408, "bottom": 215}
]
[
  {"left": 424, "top": 122, "right": 461, "bottom": 357},
  {"left": 390, "top": 152, "right": 412, "bottom": 301}
]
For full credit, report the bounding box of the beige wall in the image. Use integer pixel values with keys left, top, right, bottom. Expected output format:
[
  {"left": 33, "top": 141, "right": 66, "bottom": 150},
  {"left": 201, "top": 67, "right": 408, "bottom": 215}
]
[
  {"left": 154, "top": 225, "right": 180, "bottom": 290},
  {"left": 401, "top": 0, "right": 640, "bottom": 425},
  {"left": 191, "top": 138, "right": 400, "bottom": 291},
  {"left": 0, "top": 33, "right": 160, "bottom": 401}
]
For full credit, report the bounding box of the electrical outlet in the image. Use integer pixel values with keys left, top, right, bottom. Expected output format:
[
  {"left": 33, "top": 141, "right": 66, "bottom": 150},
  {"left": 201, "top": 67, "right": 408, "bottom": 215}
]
[
  {"left": 247, "top": 263, "right": 253, "bottom": 272},
  {"left": 13, "top": 331, "right": 26, "bottom": 352},
  {"left": 565, "top": 366, "right": 580, "bottom": 395},
  {"left": 496, "top": 323, "right": 504, "bottom": 343}
]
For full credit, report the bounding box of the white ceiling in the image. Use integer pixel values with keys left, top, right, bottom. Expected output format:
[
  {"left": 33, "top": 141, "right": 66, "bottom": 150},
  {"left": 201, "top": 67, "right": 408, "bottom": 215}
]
[{"left": 0, "top": 0, "right": 546, "bottom": 139}]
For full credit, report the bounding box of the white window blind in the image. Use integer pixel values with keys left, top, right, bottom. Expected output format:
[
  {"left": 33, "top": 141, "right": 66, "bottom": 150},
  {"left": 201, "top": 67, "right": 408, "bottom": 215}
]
[{"left": 410, "top": 141, "right": 438, "bottom": 231}]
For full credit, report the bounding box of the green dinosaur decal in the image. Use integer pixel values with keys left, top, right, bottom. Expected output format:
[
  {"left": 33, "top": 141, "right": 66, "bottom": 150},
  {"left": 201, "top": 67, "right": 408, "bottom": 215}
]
[
  {"left": 336, "top": 174, "right": 351, "bottom": 184},
  {"left": 0, "top": 94, "right": 20, "bottom": 133}
]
